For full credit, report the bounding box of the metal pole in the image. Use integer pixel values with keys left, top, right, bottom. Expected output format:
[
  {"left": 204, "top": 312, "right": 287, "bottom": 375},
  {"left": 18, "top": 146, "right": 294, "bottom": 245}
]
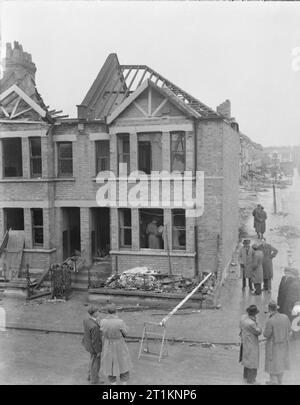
[
  {"left": 273, "top": 180, "right": 277, "bottom": 214},
  {"left": 26, "top": 264, "right": 31, "bottom": 299},
  {"left": 160, "top": 272, "right": 213, "bottom": 326}
]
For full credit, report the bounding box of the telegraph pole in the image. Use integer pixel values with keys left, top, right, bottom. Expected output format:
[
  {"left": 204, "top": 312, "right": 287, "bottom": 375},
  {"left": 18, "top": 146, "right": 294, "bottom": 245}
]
[{"left": 273, "top": 179, "right": 277, "bottom": 214}]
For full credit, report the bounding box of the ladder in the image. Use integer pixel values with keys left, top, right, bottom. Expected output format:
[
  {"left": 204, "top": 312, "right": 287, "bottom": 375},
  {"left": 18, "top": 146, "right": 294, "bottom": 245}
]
[{"left": 138, "top": 321, "right": 168, "bottom": 363}]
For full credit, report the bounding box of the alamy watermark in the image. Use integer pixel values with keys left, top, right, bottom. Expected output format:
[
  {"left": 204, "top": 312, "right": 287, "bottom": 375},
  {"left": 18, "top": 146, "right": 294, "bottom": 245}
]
[{"left": 95, "top": 164, "right": 205, "bottom": 218}]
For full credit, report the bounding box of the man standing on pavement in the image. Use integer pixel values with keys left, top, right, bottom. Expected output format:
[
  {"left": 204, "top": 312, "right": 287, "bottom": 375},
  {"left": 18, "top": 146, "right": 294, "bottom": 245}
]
[
  {"left": 238, "top": 239, "right": 254, "bottom": 292},
  {"left": 251, "top": 244, "right": 264, "bottom": 295},
  {"left": 82, "top": 306, "right": 102, "bottom": 384},
  {"left": 258, "top": 238, "right": 278, "bottom": 292},
  {"left": 277, "top": 267, "right": 300, "bottom": 321},
  {"left": 264, "top": 300, "right": 291, "bottom": 385},
  {"left": 252, "top": 205, "right": 267, "bottom": 239},
  {"left": 100, "top": 303, "right": 132, "bottom": 385},
  {"left": 239, "top": 305, "right": 262, "bottom": 385}
]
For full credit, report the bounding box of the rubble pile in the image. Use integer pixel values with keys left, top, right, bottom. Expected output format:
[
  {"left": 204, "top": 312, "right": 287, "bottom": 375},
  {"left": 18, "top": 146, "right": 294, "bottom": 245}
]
[{"left": 104, "top": 267, "right": 216, "bottom": 295}]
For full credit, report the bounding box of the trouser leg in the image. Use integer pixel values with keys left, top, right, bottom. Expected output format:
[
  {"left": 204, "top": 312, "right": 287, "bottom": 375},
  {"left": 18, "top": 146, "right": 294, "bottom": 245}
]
[
  {"left": 246, "top": 368, "right": 257, "bottom": 383},
  {"left": 263, "top": 279, "right": 268, "bottom": 291},
  {"left": 242, "top": 278, "right": 246, "bottom": 289},
  {"left": 108, "top": 375, "right": 117, "bottom": 384},
  {"left": 120, "top": 371, "right": 130, "bottom": 383},
  {"left": 254, "top": 283, "right": 261, "bottom": 295},
  {"left": 243, "top": 367, "right": 248, "bottom": 380},
  {"left": 90, "top": 353, "right": 100, "bottom": 384},
  {"left": 248, "top": 279, "right": 253, "bottom": 290}
]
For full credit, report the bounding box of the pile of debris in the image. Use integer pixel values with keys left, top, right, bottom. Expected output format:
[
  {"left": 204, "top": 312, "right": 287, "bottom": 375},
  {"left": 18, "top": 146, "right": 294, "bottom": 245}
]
[{"left": 104, "top": 267, "right": 215, "bottom": 295}]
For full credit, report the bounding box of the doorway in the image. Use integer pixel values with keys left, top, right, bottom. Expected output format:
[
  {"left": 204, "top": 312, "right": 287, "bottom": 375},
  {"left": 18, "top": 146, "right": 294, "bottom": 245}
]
[
  {"left": 91, "top": 208, "right": 110, "bottom": 258},
  {"left": 61, "top": 208, "right": 80, "bottom": 260}
]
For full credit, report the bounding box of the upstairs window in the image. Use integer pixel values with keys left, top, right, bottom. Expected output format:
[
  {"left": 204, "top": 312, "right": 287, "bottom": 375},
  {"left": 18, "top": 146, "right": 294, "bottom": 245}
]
[
  {"left": 29, "top": 137, "right": 42, "bottom": 177},
  {"left": 95, "top": 140, "right": 110, "bottom": 174},
  {"left": 31, "top": 208, "right": 44, "bottom": 246},
  {"left": 118, "top": 135, "right": 130, "bottom": 175},
  {"left": 58, "top": 142, "right": 73, "bottom": 177},
  {"left": 171, "top": 132, "right": 185, "bottom": 172},
  {"left": 2, "top": 138, "right": 23, "bottom": 177}
]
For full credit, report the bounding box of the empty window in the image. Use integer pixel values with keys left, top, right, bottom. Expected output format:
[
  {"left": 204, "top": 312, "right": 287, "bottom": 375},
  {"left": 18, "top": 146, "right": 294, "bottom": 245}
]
[
  {"left": 172, "top": 209, "right": 186, "bottom": 250},
  {"left": 118, "top": 135, "right": 130, "bottom": 175},
  {"left": 138, "top": 141, "right": 151, "bottom": 174},
  {"left": 138, "top": 133, "right": 162, "bottom": 174},
  {"left": 171, "top": 132, "right": 185, "bottom": 172},
  {"left": 58, "top": 142, "right": 73, "bottom": 177},
  {"left": 29, "top": 137, "right": 42, "bottom": 177},
  {"left": 4, "top": 208, "right": 24, "bottom": 230},
  {"left": 140, "top": 209, "right": 164, "bottom": 249},
  {"left": 32, "top": 209, "right": 43, "bottom": 246},
  {"left": 2, "top": 138, "right": 23, "bottom": 177},
  {"left": 119, "top": 209, "right": 132, "bottom": 248},
  {"left": 95, "top": 140, "right": 110, "bottom": 174}
]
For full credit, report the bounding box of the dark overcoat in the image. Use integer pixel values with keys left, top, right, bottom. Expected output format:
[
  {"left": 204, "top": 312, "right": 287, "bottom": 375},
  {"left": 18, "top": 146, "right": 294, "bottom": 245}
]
[
  {"left": 278, "top": 276, "right": 300, "bottom": 320},
  {"left": 251, "top": 250, "right": 264, "bottom": 284},
  {"left": 238, "top": 246, "right": 254, "bottom": 278},
  {"left": 82, "top": 317, "right": 102, "bottom": 354},
  {"left": 258, "top": 243, "right": 278, "bottom": 279}
]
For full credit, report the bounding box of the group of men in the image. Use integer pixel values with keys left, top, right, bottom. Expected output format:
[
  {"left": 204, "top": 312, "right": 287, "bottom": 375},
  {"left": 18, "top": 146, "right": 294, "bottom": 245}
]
[
  {"left": 239, "top": 238, "right": 278, "bottom": 295},
  {"left": 239, "top": 300, "right": 291, "bottom": 385},
  {"left": 82, "top": 303, "right": 132, "bottom": 385}
]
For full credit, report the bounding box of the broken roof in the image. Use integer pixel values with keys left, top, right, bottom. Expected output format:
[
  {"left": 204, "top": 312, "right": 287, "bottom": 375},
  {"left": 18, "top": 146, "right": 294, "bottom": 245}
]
[{"left": 79, "top": 53, "right": 221, "bottom": 121}]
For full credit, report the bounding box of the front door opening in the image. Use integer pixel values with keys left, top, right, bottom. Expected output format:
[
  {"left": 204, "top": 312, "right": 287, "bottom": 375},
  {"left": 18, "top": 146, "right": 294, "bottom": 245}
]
[
  {"left": 91, "top": 208, "right": 110, "bottom": 258},
  {"left": 62, "top": 208, "right": 80, "bottom": 260}
]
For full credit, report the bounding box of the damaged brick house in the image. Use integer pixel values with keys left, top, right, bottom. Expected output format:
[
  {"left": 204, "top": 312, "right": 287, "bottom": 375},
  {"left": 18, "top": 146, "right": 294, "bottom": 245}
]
[{"left": 0, "top": 42, "right": 240, "bottom": 284}]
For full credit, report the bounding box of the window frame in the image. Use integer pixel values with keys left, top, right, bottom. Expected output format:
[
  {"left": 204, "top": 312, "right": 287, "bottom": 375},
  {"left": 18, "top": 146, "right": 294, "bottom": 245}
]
[
  {"left": 172, "top": 209, "right": 186, "bottom": 251},
  {"left": 57, "top": 142, "right": 73, "bottom": 178},
  {"left": 31, "top": 208, "right": 44, "bottom": 247},
  {"left": 95, "top": 140, "right": 110, "bottom": 174},
  {"left": 117, "top": 134, "right": 130, "bottom": 175},
  {"left": 2, "top": 137, "right": 23, "bottom": 178},
  {"left": 119, "top": 208, "right": 132, "bottom": 248},
  {"left": 29, "top": 137, "right": 42, "bottom": 178},
  {"left": 170, "top": 131, "right": 186, "bottom": 173}
]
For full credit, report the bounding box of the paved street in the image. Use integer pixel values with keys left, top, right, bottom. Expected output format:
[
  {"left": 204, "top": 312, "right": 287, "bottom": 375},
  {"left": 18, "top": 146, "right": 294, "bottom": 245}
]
[{"left": 0, "top": 171, "right": 300, "bottom": 384}]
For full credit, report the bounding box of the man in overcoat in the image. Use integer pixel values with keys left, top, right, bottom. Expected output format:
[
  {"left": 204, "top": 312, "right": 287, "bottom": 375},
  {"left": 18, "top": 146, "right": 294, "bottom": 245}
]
[
  {"left": 82, "top": 305, "right": 102, "bottom": 384},
  {"left": 239, "top": 305, "right": 262, "bottom": 384},
  {"left": 251, "top": 244, "right": 264, "bottom": 295},
  {"left": 277, "top": 267, "right": 300, "bottom": 321},
  {"left": 258, "top": 238, "right": 278, "bottom": 292},
  {"left": 264, "top": 300, "right": 291, "bottom": 385},
  {"left": 238, "top": 239, "right": 254, "bottom": 291},
  {"left": 252, "top": 205, "right": 267, "bottom": 239},
  {"left": 99, "top": 303, "right": 132, "bottom": 385}
]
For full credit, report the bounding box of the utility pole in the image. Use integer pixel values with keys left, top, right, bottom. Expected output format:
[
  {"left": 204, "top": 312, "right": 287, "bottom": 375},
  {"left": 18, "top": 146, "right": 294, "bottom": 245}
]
[{"left": 273, "top": 179, "right": 277, "bottom": 214}]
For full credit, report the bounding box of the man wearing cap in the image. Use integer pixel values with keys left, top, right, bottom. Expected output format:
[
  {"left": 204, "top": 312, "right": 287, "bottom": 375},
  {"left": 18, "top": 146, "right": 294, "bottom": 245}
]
[
  {"left": 264, "top": 300, "right": 291, "bottom": 385},
  {"left": 251, "top": 244, "right": 264, "bottom": 295},
  {"left": 277, "top": 267, "right": 300, "bottom": 321},
  {"left": 82, "top": 306, "right": 102, "bottom": 384},
  {"left": 238, "top": 239, "right": 254, "bottom": 292},
  {"left": 239, "top": 305, "right": 262, "bottom": 384},
  {"left": 100, "top": 303, "right": 132, "bottom": 385}
]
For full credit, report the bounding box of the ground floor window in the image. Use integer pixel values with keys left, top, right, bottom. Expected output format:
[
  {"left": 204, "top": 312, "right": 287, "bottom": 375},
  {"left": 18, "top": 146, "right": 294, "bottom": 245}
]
[
  {"left": 31, "top": 208, "right": 43, "bottom": 246},
  {"left": 172, "top": 209, "right": 186, "bottom": 250},
  {"left": 139, "top": 209, "right": 164, "bottom": 249},
  {"left": 119, "top": 209, "right": 132, "bottom": 248},
  {"left": 4, "top": 208, "right": 24, "bottom": 230}
]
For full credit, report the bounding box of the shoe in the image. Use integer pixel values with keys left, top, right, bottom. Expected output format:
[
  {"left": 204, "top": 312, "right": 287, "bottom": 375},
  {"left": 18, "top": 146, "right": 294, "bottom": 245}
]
[
  {"left": 248, "top": 381, "right": 261, "bottom": 385},
  {"left": 266, "top": 381, "right": 278, "bottom": 385},
  {"left": 121, "top": 381, "right": 128, "bottom": 385}
]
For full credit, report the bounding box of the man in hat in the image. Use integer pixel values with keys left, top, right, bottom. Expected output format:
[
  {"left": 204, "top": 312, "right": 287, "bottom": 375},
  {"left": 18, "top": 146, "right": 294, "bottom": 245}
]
[
  {"left": 252, "top": 205, "right": 267, "bottom": 239},
  {"left": 258, "top": 238, "right": 278, "bottom": 292},
  {"left": 82, "top": 306, "right": 102, "bottom": 384},
  {"left": 238, "top": 239, "right": 254, "bottom": 292},
  {"left": 277, "top": 267, "right": 300, "bottom": 321},
  {"left": 99, "top": 303, "right": 132, "bottom": 385},
  {"left": 239, "top": 305, "right": 262, "bottom": 384},
  {"left": 264, "top": 300, "right": 291, "bottom": 385},
  {"left": 251, "top": 244, "right": 264, "bottom": 295}
]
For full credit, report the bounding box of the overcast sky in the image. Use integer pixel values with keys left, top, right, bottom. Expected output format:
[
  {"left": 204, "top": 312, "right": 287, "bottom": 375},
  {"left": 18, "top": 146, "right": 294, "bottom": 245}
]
[{"left": 1, "top": 1, "right": 300, "bottom": 147}]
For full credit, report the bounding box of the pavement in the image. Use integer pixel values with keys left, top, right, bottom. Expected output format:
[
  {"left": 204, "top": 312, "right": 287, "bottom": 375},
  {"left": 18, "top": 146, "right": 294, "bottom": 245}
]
[{"left": 0, "top": 171, "right": 300, "bottom": 384}]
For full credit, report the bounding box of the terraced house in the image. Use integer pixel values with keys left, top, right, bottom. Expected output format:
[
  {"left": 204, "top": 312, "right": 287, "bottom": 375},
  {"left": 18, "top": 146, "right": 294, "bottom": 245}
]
[{"left": 0, "top": 42, "right": 240, "bottom": 285}]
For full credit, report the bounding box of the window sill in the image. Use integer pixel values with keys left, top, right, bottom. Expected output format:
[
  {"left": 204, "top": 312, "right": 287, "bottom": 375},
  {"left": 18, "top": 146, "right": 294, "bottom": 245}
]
[
  {"left": 0, "top": 177, "right": 76, "bottom": 183},
  {"left": 23, "top": 248, "right": 56, "bottom": 253},
  {"left": 110, "top": 249, "right": 195, "bottom": 257}
]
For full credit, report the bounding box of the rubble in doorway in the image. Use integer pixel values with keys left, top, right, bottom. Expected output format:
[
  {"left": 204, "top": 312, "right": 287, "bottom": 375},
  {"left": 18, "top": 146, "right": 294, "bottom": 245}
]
[{"left": 104, "top": 266, "right": 216, "bottom": 295}]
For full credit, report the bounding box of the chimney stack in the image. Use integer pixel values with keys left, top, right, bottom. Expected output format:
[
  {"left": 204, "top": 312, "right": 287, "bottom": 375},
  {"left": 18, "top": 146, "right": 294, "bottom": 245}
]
[
  {"left": 3, "top": 41, "right": 36, "bottom": 81},
  {"left": 216, "top": 99, "right": 231, "bottom": 119}
]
